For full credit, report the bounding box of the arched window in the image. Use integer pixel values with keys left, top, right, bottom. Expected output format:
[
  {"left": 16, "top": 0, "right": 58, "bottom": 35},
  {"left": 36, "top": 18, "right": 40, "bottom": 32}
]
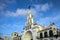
[
  {"left": 31, "top": 39, "right": 33, "bottom": 40},
  {"left": 44, "top": 32, "right": 48, "bottom": 37},
  {"left": 49, "top": 30, "right": 53, "bottom": 37},
  {"left": 40, "top": 33, "right": 43, "bottom": 38}
]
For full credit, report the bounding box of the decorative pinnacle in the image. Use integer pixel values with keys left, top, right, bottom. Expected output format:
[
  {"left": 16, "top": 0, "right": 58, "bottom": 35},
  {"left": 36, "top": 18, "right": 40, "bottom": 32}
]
[
  {"left": 50, "top": 22, "right": 55, "bottom": 26},
  {"left": 28, "top": 5, "right": 31, "bottom": 10}
]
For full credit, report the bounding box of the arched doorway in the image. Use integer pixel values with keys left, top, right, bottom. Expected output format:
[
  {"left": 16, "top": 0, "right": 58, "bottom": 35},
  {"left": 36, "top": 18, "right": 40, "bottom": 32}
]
[
  {"left": 40, "top": 33, "right": 43, "bottom": 38},
  {"left": 49, "top": 30, "right": 53, "bottom": 37},
  {"left": 44, "top": 32, "right": 48, "bottom": 37},
  {"left": 24, "top": 31, "right": 33, "bottom": 40}
]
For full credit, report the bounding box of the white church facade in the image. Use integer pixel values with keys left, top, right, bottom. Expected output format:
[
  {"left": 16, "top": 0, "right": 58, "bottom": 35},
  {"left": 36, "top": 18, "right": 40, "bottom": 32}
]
[{"left": 21, "top": 9, "right": 60, "bottom": 40}]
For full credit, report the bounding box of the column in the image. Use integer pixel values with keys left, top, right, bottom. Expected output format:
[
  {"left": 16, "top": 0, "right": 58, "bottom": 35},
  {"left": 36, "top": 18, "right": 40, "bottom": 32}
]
[
  {"left": 42, "top": 32, "right": 44, "bottom": 38},
  {"left": 47, "top": 30, "right": 49, "bottom": 37}
]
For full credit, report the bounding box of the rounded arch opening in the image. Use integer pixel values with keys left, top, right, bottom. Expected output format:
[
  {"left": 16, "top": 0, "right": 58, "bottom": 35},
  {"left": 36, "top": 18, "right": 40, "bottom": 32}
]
[
  {"left": 49, "top": 30, "right": 53, "bottom": 37},
  {"left": 40, "top": 33, "right": 43, "bottom": 38},
  {"left": 44, "top": 32, "right": 48, "bottom": 37},
  {"left": 24, "top": 31, "right": 33, "bottom": 40}
]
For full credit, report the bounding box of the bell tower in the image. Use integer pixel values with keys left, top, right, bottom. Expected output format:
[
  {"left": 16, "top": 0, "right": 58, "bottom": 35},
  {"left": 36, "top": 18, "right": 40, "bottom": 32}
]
[{"left": 25, "top": 6, "right": 34, "bottom": 30}]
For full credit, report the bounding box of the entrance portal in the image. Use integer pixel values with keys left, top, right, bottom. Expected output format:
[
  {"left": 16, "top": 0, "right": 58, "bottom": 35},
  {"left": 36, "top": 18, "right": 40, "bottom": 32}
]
[{"left": 24, "top": 31, "right": 33, "bottom": 40}]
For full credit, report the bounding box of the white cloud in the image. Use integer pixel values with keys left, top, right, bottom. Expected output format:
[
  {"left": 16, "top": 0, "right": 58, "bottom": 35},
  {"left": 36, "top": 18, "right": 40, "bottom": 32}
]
[
  {"left": 0, "top": 3, "right": 52, "bottom": 17},
  {"left": 34, "top": 3, "right": 52, "bottom": 12},
  {"left": 5, "top": 9, "right": 28, "bottom": 17},
  {"left": 0, "top": 23, "right": 23, "bottom": 29},
  {"left": 41, "top": 3, "right": 50, "bottom": 11},
  {"left": 0, "top": 23, "right": 23, "bottom": 36},
  {"left": 4, "top": 3, "right": 52, "bottom": 17},
  {"left": 16, "top": 9, "right": 28, "bottom": 15},
  {"left": 36, "top": 12, "right": 60, "bottom": 26},
  {"left": 53, "top": 11, "right": 60, "bottom": 21},
  {"left": 0, "top": 3, "right": 6, "bottom": 10},
  {"left": 4, "top": 9, "right": 28, "bottom": 17},
  {"left": 4, "top": 8, "right": 37, "bottom": 17},
  {"left": 53, "top": 10, "right": 60, "bottom": 21},
  {"left": 0, "top": 0, "right": 17, "bottom": 10},
  {"left": 36, "top": 17, "right": 50, "bottom": 26}
]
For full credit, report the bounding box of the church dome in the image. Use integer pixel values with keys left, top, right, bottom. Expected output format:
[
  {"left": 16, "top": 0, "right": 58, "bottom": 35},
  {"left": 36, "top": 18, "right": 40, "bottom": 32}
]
[
  {"left": 49, "top": 23, "right": 56, "bottom": 29},
  {"left": 11, "top": 32, "right": 18, "bottom": 37}
]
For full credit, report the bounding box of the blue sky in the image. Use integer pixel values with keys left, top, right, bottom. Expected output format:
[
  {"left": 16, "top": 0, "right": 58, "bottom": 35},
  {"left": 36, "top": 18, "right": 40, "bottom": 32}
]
[{"left": 0, "top": 0, "right": 60, "bottom": 37}]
